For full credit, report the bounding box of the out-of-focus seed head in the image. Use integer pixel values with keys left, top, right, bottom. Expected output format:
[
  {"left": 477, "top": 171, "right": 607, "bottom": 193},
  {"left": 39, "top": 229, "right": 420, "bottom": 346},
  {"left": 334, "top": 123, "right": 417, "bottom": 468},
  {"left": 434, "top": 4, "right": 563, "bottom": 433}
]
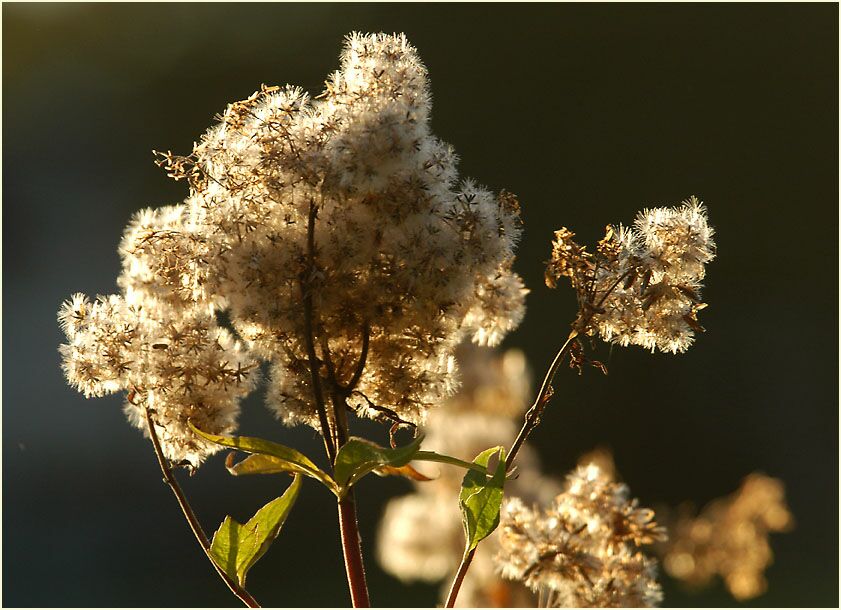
[{"left": 495, "top": 463, "right": 665, "bottom": 607}]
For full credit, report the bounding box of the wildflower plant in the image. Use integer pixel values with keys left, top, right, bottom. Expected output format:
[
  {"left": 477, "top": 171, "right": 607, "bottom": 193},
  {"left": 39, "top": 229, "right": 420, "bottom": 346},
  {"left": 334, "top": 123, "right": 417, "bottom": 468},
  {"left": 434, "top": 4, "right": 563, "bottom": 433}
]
[{"left": 55, "top": 31, "right": 786, "bottom": 608}]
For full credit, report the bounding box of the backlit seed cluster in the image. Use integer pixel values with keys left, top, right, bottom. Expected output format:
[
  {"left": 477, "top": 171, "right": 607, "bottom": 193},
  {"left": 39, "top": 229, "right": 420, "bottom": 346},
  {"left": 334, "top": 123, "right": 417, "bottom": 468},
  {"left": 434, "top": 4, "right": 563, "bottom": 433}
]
[
  {"left": 58, "top": 33, "right": 526, "bottom": 466},
  {"left": 546, "top": 197, "right": 715, "bottom": 354},
  {"left": 496, "top": 464, "right": 666, "bottom": 607},
  {"left": 58, "top": 292, "right": 256, "bottom": 467}
]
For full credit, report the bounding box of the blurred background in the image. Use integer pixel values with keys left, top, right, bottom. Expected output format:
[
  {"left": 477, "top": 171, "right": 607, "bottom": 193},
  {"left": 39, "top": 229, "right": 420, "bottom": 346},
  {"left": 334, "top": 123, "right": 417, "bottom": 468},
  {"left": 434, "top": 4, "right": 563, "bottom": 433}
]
[{"left": 3, "top": 3, "right": 837, "bottom": 607}]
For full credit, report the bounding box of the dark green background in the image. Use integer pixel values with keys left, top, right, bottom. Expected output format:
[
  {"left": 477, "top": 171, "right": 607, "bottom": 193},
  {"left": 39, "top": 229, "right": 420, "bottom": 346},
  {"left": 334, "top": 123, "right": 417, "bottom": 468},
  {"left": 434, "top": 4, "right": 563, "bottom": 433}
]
[{"left": 4, "top": 3, "right": 838, "bottom": 607}]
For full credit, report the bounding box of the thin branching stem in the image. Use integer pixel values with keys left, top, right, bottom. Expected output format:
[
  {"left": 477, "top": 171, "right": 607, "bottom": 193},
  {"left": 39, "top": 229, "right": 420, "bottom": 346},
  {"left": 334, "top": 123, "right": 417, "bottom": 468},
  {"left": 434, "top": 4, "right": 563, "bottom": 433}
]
[
  {"left": 344, "top": 322, "right": 370, "bottom": 394},
  {"left": 444, "top": 548, "right": 476, "bottom": 608},
  {"left": 506, "top": 330, "right": 578, "bottom": 470},
  {"left": 302, "top": 200, "right": 337, "bottom": 464},
  {"left": 143, "top": 404, "right": 260, "bottom": 608},
  {"left": 443, "top": 332, "right": 578, "bottom": 608},
  {"left": 320, "top": 335, "right": 351, "bottom": 449},
  {"left": 304, "top": 199, "right": 371, "bottom": 607},
  {"left": 444, "top": 271, "right": 634, "bottom": 606}
]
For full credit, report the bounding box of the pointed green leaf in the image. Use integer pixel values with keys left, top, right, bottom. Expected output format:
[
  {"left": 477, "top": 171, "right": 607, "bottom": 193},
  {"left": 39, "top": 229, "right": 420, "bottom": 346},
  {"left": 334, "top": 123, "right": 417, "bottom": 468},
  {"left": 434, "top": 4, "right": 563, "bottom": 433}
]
[
  {"left": 209, "top": 474, "right": 301, "bottom": 587},
  {"left": 333, "top": 435, "right": 424, "bottom": 489},
  {"left": 459, "top": 446, "right": 507, "bottom": 551},
  {"left": 191, "top": 423, "right": 338, "bottom": 494},
  {"left": 226, "top": 453, "right": 340, "bottom": 496}
]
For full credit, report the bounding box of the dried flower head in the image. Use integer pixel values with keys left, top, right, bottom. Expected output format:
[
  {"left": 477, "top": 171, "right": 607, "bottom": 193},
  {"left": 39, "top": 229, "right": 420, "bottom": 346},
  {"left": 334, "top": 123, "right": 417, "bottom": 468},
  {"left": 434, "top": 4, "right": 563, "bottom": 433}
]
[
  {"left": 659, "top": 473, "right": 793, "bottom": 600},
  {"left": 160, "top": 32, "right": 525, "bottom": 428},
  {"left": 59, "top": 33, "right": 526, "bottom": 463},
  {"left": 546, "top": 197, "right": 715, "bottom": 353},
  {"left": 496, "top": 463, "right": 665, "bottom": 607},
  {"left": 58, "top": 293, "right": 256, "bottom": 467}
]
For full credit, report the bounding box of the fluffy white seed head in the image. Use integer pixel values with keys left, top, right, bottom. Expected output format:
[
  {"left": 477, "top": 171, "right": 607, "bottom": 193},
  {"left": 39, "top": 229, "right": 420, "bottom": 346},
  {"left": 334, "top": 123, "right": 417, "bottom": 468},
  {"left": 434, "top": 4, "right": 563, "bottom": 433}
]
[
  {"left": 58, "top": 294, "right": 258, "bottom": 467},
  {"left": 181, "top": 33, "right": 526, "bottom": 427},
  {"left": 59, "top": 32, "right": 526, "bottom": 466},
  {"left": 495, "top": 463, "right": 665, "bottom": 607},
  {"left": 547, "top": 197, "right": 715, "bottom": 354}
]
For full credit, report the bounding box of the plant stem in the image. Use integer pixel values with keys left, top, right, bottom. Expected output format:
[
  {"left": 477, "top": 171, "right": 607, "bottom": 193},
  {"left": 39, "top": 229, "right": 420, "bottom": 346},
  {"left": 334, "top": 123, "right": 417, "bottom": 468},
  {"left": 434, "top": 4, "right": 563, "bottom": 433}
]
[
  {"left": 302, "top": 200, "right": 337, "bottom": 464},
  {"left": 444, "top": 330, "right": 579, "bottom": 607},
  {"left": 344, "top": 322, "right": 370, "bottom": 394},
  {"left": 303, "top": 199, "right": 371, "bottom": 607},
  {"left": 327, "top": 382, "right": 371, "bottom": 606},
  {"left": 506, "top": 330, "right": 578, "bottom": 470},
  {"left": 144, "top": 404, "right": 260, "bottom": 608},
  {"left": 444, "top": 548, "right": 475, "bottom": 608},
  {"left": 338, "top": 491, "right": 371, "bottom": 607},
  {"left": 444, "top": 271, "right": 634, "bottom": 606}
]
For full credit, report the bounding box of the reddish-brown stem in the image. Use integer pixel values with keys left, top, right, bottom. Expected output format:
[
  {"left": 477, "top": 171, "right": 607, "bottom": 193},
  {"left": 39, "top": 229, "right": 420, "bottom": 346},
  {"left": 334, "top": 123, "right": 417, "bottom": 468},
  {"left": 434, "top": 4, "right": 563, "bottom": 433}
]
[
  {"left": 302, "top": 200, "right": 337, "bottom": 464},
  {"left": 144, "top": 404, "right": 260, "bottom": 608},
  {"left": 506, "top": 330, "right": 578, "bottom": 470},
  {"left": 338, "top": 491, "right": 371, "bottom": 607},
  {"left": 506, "top": 269, "right": 631, "bottom": 470},
  {"left": 325, "top": 370, "right": 370, "bottom": 606},
  {"left": 445, "top": 271, "right": 636, "bottom": 606},
  {"left": 444, "top": 548, "right": 475, "bottom": 608},
  {"left": 445, "top": 330, "right": 580, "bottom": 607},
  {"left": 344, "top": 322, "right": 370, "bottom": 394},
  {"left": 304, "top": 198, "right": 371, "bottom": 607}
]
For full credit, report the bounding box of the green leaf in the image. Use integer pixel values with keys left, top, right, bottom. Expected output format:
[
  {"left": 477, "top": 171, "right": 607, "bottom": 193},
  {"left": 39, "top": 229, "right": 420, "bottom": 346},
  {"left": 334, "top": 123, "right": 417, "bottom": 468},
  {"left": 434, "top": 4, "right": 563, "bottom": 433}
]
[
  {"left": 459, "top": 446, "right": 507, "bottom": 551},
  {"left": 413, "top": 450, "right": 490, "bottom": 474},
  {"left": 333, "top": 435, "right": 424, "bottom": 489},
  {"left": 209, "top": 474, "right": 301, "bottom": 587},
  {"left": 191, "top": 423, "right": 338, "bottom": 495}
]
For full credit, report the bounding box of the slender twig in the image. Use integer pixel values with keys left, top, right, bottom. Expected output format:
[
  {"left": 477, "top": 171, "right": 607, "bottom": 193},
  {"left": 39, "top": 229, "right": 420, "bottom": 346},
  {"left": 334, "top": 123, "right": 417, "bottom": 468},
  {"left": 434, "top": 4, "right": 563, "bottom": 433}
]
[
  {"left": 143, "top": 403, "right": 260, "bottom": 608},
  {"left": 443, "top": 332, "right": 578, "bottom": 608},
  {"left": 444, "top": 326, "right": 595, "bottom": 606},
  {"left": 338, "top": 491, "right": 372, "bottom": 607},
  {"left": 444, "top": 270, "right": 636, "bottom": 606},
  {"left": 506, "top": 330, "right": 578, "bottom": 470},
  {"left": 344, "top": 322, "right": 370, "bottom": 394},
  {"left": 444, "top": 548, "right": 475, "bottom": 608},
  {"left": 304, "top": 199, "right": 371, "bottom": 607},
  {"left": 508, "top": 268, "right": 631, "bottom": 469},
  {"left": 593, "top": 269, "right": 632, "bottom": 311},
  {"left": 320, "top": 333, "right": 350, "bottom": 449},
  {"left": 302, "top": 200, "right": 337, "bottom": 464}
]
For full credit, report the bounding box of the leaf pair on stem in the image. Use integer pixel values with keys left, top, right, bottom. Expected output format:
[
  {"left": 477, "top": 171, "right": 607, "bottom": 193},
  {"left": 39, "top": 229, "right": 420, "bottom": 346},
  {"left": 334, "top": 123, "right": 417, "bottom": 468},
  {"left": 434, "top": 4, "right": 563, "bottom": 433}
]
[{"left": 191, "top": 425, "right": 505, "bottom": 593}]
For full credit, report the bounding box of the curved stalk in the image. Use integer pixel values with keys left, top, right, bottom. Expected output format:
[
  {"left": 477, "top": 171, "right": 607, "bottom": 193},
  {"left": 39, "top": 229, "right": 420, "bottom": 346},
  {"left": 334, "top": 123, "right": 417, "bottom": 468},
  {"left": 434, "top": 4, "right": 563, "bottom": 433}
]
[
  {"left": 144, "top": 404, "right": 260, "bottom": 608},
  {"left": 444, "top": 330, "right": 579, "bottom": 607},
  {"left": 304, "top": 199, "right": 371, "bottom": 607},
  {"left": 338, "top": 491, "right": 371, "bottom": 607},
  {"left": 506, "top": 330, "right": 578, "bottom": 469},
  {"left": 302, "top": 200, "right": 338, "bottom": 464},
  {"left": 444, "top": 269, "right": 635, "bottom": 606},
  {"left": 444, "top": 548, "right": 475, "bottom": 608}
]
